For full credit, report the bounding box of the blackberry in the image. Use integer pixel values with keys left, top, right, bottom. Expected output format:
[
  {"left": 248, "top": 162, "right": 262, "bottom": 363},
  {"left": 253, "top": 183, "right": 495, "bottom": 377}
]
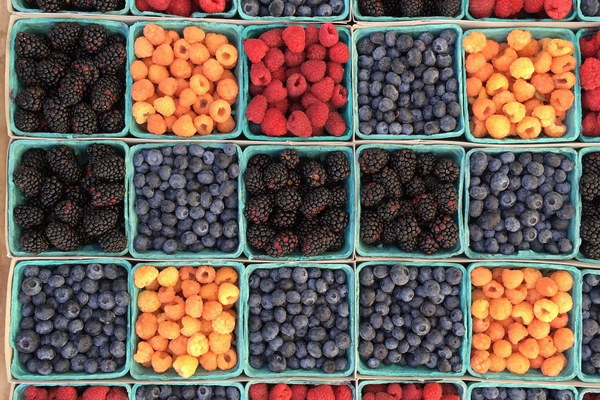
[
  {"left": 373, "top": 167, "right": 403, "bottom": 200},
  {"left": 324, "top": 151, "right": 350, "bottom": 183},
  {"left": 360, "top": 216, "right": 383, "bottom": 245},
  {"left": 582, "top": 218, "right": 600, "bottom": 245},
  {"left": 91, "top": 155, "right": 125, "bottom": 182},
  {"left": 419, "top": 233, "right": 440, "bottom": 255},
  {"left": 583, "top": 241, "right": 600, "bottom": 260},
  {"left": 275, "top": 187, "right": 302, "bottom": 212},
  {"left": 45, "top": 222, "right": 83, "bottom": 251},
  {"left": 360, "top": 182, "right": 385, "bottom": 207},
  {"left": 48, "top": 22, "right": 81, "bottom": 51},
  {"left": 330, "top": 186, "right": 348, "bottom": 208},
  {"left": 359, "top": 148, "right": 389, "bottom": 174},
  {"left": 49, "top": 52, "right": 71, "bottom": 68},
  {"left": 21, "top": 148, "right": 48, "bottom": 171},
  {"left": 14, "top": 205, "right": 45, "bottom": 228},
  {"left": 15, "top": 87, "right": 45, "bottom": 112},
  {"left": 301, "top": 228, "right": 335, "bottom": 256},
  {"left": 436, "top": 0, "right": 461, "bottom": 16},
  {"left": 71, "top": 59, "right": 100, "bottom": 86},
  {"left": 98, "top": 110, "right": 124, "bottom": 133},
  {"left": 15, "top": 33, "right": 50, "bottom": 60},
  {"left": 108, "top": 34, "right": 126, "bottom": 46},
  {"left": 396, "top": 216, "right": 422, "bottom": 243},
  {"left": 247, "top": 224, "right": 275, "bottom": 250},
  {"left": 581, "top": 174, "right": 600, "bottom": 202},
  {"left": 381, "top": 219, "right": 401, "bottom": 244},
  {"left": 279, "top": 149, "right": 300, "bottom": 169},
  {"left": 47, "top": 146, "right": 83, "bottom": 184},
  {"left": 584, "top": 153, "right": 600, "bottom": 176},
  {"left": 20, "top": 229, "right": 49, "bottom": 254},
  {"left": 359, "top": 0, "right": 385, "bottom": 15},
  {"left": 432, "top": 183, "right": 459, "bottom": 215},
  {"left": 42, "top": 98, "right": 69, "bottom": 133},
  {"left": 87, "top": 182, "right": 125, "bottom": 207},
  {"left": 398, "top": 236, "right": 418, "bottom": 252},
  {"left": 418, "top": 153, "right": 437, "bottom": 176},
  {"left": 433, "top": 159, "right": 460, "bottom": 183},
  {"left": 14, "top": 165, "right": 43, "bottom": 197},
  {"left": 79, "top": 24, "right": 107, "bottom": 54},
  {"left": 397, "top": 0, "right": 425, "bottom": 16},
  {"left": 71, "top": 0, "right": 94, "bottom": 10},
  {"left": 36, "top": 0, "right": 64, "bottom": 11},
  {"left": 265, "top": 231, "right": 298, "bottom": 257},
  {"left": 263, "top": 163, "right": 289, "bottom": 191},
  {"left": 97, "top": 229, "right": 127, "bottom": 253},
  {"left": 39, "top": 176, "right": 65, "bottom": 208},
  {"left": 53, "top": 200, "right": 83, "bottom": 226},
  {"left": 398, "top": 199, "right": 415, "bottom": 215},
  {"left": 244, "top": 194, "right": 273, "bottom": 224},
  {"left": 269, "top": 209, "right": 297, "bottom": 228},
  {"left": 86, "top": 143, "right": 117, "bottom": 164},
  {"left": 16, "top": 58, "right": 40, "bottom": 86},
  {"left": 329, "top": 233, "right": 344, "bottom": 252},
  {"left": 94, "top": 43, "right": 126, "bottom": 75},
  {"left": 90, "top": 76, "right": 121, "bottom": 112},
  {"left": 297, "top": 219, "right": 320, "bottom": 240},
  {"left": 244, "top": 167, "right": 264, "bottom": 194},
  {"left": 404, "top": 176, "right": 426, "bottom": 198},
  {"left": 430, "top": 216, "right": 459, "bottom": 249},
  {"left": 285, "top": 170, "right": 301, "bottom": 188},
  {"left": 71, "top": 103, "right": 98, "bottom": 135},
  {"left": 93, "top": 0, "right": 119, "bottom": 11},
  {"left": 414, "top": 194, "right": 437, "bottom": 223},
  {"left": 320, "top": 208, "right": 349, "bottom": 233},
  {"left": 59, "top": 74, "right": 86, "bottom": 106},
  {"left": 83, "top": 207, "right": 118, "bottom": 236},
  {"left": 300, "top": 159, "right": 327, "bottom": 187},
  {"left": 390, "top": 149, "right": 417, "bottom": 183},
  {"left": 14, "top": 109, "right": 40, "bottom": 132},
  {"left": 300, "top": 187, "right": 332, "bottom": 219},
  {"left": 583, "top": 202, "right": 600, "bottom": 219},
  {"left": 248, "top": 154, "right": 272, "bottom": 169},
  {"left": 35, "top": 59, "right": 65, "bottom": 87},
  {"left": 377, "top": 200, "right": 401, "bottom": 222}
]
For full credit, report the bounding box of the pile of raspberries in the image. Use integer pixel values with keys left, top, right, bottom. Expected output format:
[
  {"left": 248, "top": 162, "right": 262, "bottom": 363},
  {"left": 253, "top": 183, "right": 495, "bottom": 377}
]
[
  {"left": 244, "top": 24, "right": 349, "bottom": 138},
  {"left": 581, "top": 30, "right": 600, "bottom": 137},
  {"left": 249, "top": 384, "right": 352, "bottom": 400},
  {"left": 469, "top": 0, "right": 572, "bottom": 19},
  {"left": 24, "top": 386, "right": 127, "bottom": 400},
  {"left": 363, "top": 383, "right": 460, "bottom": 400},
  {"left": 136, "top": 0, "right": 231, "bottom": 17}
]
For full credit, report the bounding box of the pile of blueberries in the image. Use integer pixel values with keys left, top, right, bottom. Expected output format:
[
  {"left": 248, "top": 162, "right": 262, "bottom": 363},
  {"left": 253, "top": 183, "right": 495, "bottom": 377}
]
[
  {"left": 581, "top": 273, "right": 600, "bottom": 377},
  {"left": 356, "top": 29, "right": 461, "bottom": 136},
  {"left": 468, "top": 151, "right": 576, "bottom": 256},
  {"left": 358, "top": 264, "right": 465, "bottom": 373},
  {"left": 14, "top": 263, "right": 130, "bottom": 375},
  {"left": 132, "top": 144, "right": 239, "bottom": 255},
  {"left": 471, "top": 387, "right": 574, "bottom": 400},
  {"left": 247, "top": 266, "right": 352, "bottom": 374},
  {"left": 136, "top": 385, "right": 240, "bottom": 400},
  {"left": 241, "top": 0, "right": 344, "bottom": 18}
]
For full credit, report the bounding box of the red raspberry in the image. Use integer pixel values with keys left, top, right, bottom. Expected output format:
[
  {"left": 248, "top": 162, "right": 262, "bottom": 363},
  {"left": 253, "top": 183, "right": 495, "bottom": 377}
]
[
  {"left": 250, "top": 384, "right": 269, "bottom": 400},
  {"left": 289, "top": 101, "right": 303, "bottom": 113},
  {"left": 106, "top": 387, "right": 128, "bottom": 400},
  {"left": 282, "top": 26, "right": 306, "bottom": 53},
  {"left": 198, "top": 0, "right": 225, "bottom": 12},
  {"left": 469, "top": 0, "right": 494, "bottom": 17},
  {"left": 441, "top": 385, "right": 457, "bottom": 396},
  {"left": 272, "top": 98, "right": 289, "bottom": 114},
  {"left": 272, "top": 66, "right": 286, "bottom": 83},
  {"left": 168, "top": 0, "right": 191, "bottom": 17},
  {"left": 326, "top": 62, "right": 344, "bottom": 83},
  {"left": 544, "top": 0, "right": 571, "bottom": 19},
  {"left": 287, "top": 110, "right": 312, "bottom": 137},
  {"left": 583, "top": 112, "right": 600, "bottom": 136},
  {"left": 81, "top": 387, "right": 110, "bottom": 400},
  {"left": 300, "top": 60, "right": 327, "bottom": 82},
  {"left": 310, "top": 77, "right": 334, "bottom": 102},
  {"left": 244, "top": 38, "right": 269, "bottom": 63},
  {"left": 328, "top": 42, "right": 349, "bottom": 64},
  {"left": 324, "top": 111, "right": 346, "bottom": 136},
  {"left": 286, "top": 73, "right": 308, "bottom": 97},
  {"left": 374, "top": 393, "right": 395, "bottom": 400},
  {"left": 400, "top": 385, "right": 422, "bottom": 400},
  {"left": 441, "top": 396, "right": 461, "bottom": 400},
  {"left": 301, "top": 92, "right": 321, "bottom": 108},
  {"left": 330, "top": 84, "right": 348, "bottom": 108},
  {"left": 306, "top": 102, "right": 329, "bottom": 127},
  {"left": 24, "top": 387, "right": 48, "bottom": 400},
  {"left": 318, "top": 23, "right": 339, "bottom": 48},
  {"left": 264, "top": 47, "right": 285, "bottom": 71},
  {"left": 136, "top": 0, "right": 153, "bottom": 12},
  {"left": 305, "top": 25, "right": 320, "bottom": 46},
  {"left": 524, "top": 0, "right": 544, "bottom": 12},
  {"left": 333, "top": 386, "right": 352, "bottom": 400},
  {"left": 307, "top": 44, "right": 327, "bottom": 60},
  {"left": 270, "top": 384, "right": 292, "bottom": 400},
  {"left": 581, "top": 58, "right": 600, "bottom": 90},
  {"left": 55, "top": 387, "right": 77, "bottom": 400},
  {"left": 363, "top": 394, "right": 376, "bottom": 400},
  {"left": 264, "top": 79, "right": 287, "bottom": 103},
  {"left": 386, "top": 384, "right": 403, "bottom": 400},
  {"left": 285, "top": 49, "right": 306, "bottom": 67},
  {"left": 422, "top": 383, "right": 442, "bottom": 400},
  {"left": 364, "top": 386, "right": 388, "bottom": 394},
  {"left": 286, "top": 66, "right": 301, "bottom": 79},
  {"left": 250, "top": 62, "right": 272, "bottom": 86},
  {"left": 307, "top": 386, "right": 335, "bottom": 400},
  {"left": 584, "top": 87, "right": 600, "bottom": 111},
  {"left": 147, "top": 0, "right": 169, "bottom": 10},
  {"left": 249, "top": 83, "right": 265, "bottom": 96},
  {"left": 290, "top": 386, "right": 308, "bottom": 400},
  {"left": 580, "top": 35, "right": 599, "bottom": 59},
  {"left": 246, "top": 94, "right": 268, "bottom": 123},
  {"left": 312, "top": 126, "right": 324, "bottom": 136},
  {"left": 261, "top": 108, "right": 287, "bottom": 136},
  {"left": 260, "top": 28, "right": 283, "bottom": 48},
  {"left": 494, "top": 0, "right": 522, "bottom": 17}
]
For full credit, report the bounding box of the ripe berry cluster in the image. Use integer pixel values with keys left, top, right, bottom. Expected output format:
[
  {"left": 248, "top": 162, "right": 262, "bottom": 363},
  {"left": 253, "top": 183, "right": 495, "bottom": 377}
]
[
  {"left": 247, "top": 266, "right": 352, "bottom": 373},
  {"left": 136, "top": 0, "right": 231, "bottom": 16},
  {"left": 580, "top": 31, "right": 600, "bottom": 136},
  {"left": 249, "top": 383, "right": 352, "bottom": 400},
  {"left": 362, "top": 382, "right": 461, "bottom": 400},
  {"left": 244, "top": 149, "right": 350, "bottom": 258},
  {"left": 26, "top": 0, "right": 123, "bottom": 13},
  {"left": 356, "top": 29, "right": 460, "bottom": 137},
  {"left": 359, "top": 0, "right": 460, "bottom": 18},
  {"left": 245, "top": 24, "right": 348, "bottom": 138},
  {"left": 24, "top": 386, "right": 128, "bottom": 400},
  {"left": 358, "top": 264, "right": 465, "bottom": 373},
  {"left": 15, "top": 263, "right": 130, "bottom": 376},
  {"left": 469, "top": 0, "right": 572, "bottom": 19},
  {"left": 241, "top": 0, "right": 344, "bottom": 18},
  {"left": 582, "top": 273, "right": 600, "bottom": 377},
  {"left": 468, "top": 151, "right": 575, "bottom": 256},
  {"left": 13, "top": 144, "right": 127, "bottom": 255},
  {"left": 580, "top": 153, "right": 600, "bottom": 259},
  {"left": 14, "top": 23, "right": 126, "bottom": 135},
  {"left": 359, "top": 148, "right": 461, "bottom": 255},
  {"left": 472, "top": 387, "right": 574, "bottom": 400},
  {"left": 136, "top": 385, "right": 240, "bottom": 400}
]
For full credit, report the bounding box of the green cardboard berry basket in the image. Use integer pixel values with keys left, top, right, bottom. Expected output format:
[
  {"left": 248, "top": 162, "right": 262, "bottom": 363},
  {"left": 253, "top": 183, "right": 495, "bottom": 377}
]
[
  {"left": 240, "top": 145, "right": 355, "bottom": 260},
  {"left": 239, "top": 0, "right": 349, "bottom": 21},
  {"left": 353, "top": 24, "right": 465, "bottom": 140},
  {"left": 241, "top": 24, "right": 353, "bottom": 142},
  {"left": 10, "top": 259, "right": 133, "bottom": 380},
  {"left": 129, "top": 261, "right": 245, "bottom": 380},
  {"left": 134, "top": 382, "right": 244, "bottom": 399},
  {"left": 578, "top": 268, "right": 600, "bottom": 382},
  {"left": 130, "top": 0, "right": 238, "bottom": 19},
  {"left": 13, "top": 383, "right": 131, "bottom": 400},
  {"left": 352, "top": 0, "right": 465, "bottom": 21},
  {"left": 358, "top": 380, "right": 467, "bottom": 399},
  {"left": 576, "top": 147, "right": 600, "bottom": 263},
  {"left": 580, "top": 388, "right": 600, "bottom": 399},
  {"left": 463, "top": 147, "right": 581, "bottom": 260},
  {"left": 242, "top": 262, "right": 355, "bottom": 378},
  {"left": 466, "top": 262, "right": 582, "bottom": 381},
  {"left": 7, "top": 140, "right": 131, "bottom": 257},
  {"left": 577, "top": 0, "right": 600, "bottom": 20},
  {"left": 462, "top": 28, "right": 581, "bottom": 144},
  {"left": 356, "top": 261, "right": 469, "bottom": 377},
  {"left": 127, "top": 142, "right": 244, "bottom": 259},
  {"left": 577, "top": 28, "right": 599, "bottom": 142},
  {"left": 11, "top": 0, "right": 130, "bottom": 13},
  {"left": 468, "top": 382, "right": 578, "bottom": 398},
  {"left": 127, "top": 21, "right": 244, "bottom": 141},
  {"left": 9, "top": 18, "right": 130, "bottom": 138},
  {"left": 464, "top": 0, "right": 576, "bottom": 20},
  {"left": 355, "top": 144, "right": 466, "bottom": 258},
  {"left": 246, "top": 381, "right": 355, "bottom": 399}
]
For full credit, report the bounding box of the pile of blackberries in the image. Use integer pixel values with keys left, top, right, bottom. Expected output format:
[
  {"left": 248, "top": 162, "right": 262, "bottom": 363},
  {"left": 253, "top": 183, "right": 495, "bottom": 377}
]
[
  {"left": 359, "top": 0, "right": 461, "bottom": 18},
  {"left": 472, "top": 387, "right": 574, "bottom": 400},
  {"left": 14, "top": 263, "right": 130, "bottom": 376},
  {"left": 136, "top": 385, "right": 240, "bottom": 400},
  {"left": 132, "top": 144, "right": 239, "bottom": 255},
  {"left": 13, "top": 144, "right": 127, "bottom": 255},
  {"left": 359, "top": 148, "right": 461, "bottom": 255},
  {"left": 247, "top": 266, "right": 352, "bottom": 374},
  {"left": 14, "top": 23, "right": 126, "bottom": 135},
  {"left": 243, "top": 149, "right": 350, "bottom": 258},
  {"left": 580, "top": 152, "right": 600, "bottom": 259}
]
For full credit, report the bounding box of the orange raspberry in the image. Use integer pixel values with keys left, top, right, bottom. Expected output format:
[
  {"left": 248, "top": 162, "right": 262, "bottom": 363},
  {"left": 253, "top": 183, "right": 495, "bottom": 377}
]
[
  {"left": 181, "top": 279, "right": 201, "bottom": 298},
  {"left": 147, "top": 113, "right": 166, "bottom": 135},
  {"left": 199, "top": 318, "right": 213, "bottom": 336},
  {"left": 540, "top": 354, "right": 566, "bottom": 377},
  {"left": 470, "top": 350, "right": 491, "bottom": 374},
  {"left": 200, "top": 282, "right": 219, "bottom": 301},
  {"left": 486, "top": 73, "right": 509, "bottom": 96},
  {"left": 513, "top": 79, "right": 535, "bottom": 102},
  {"left": 203, "top": 58, "right": 224, "bottom": 82},
  {"left": 152, "top": 44, "right": 174, "bottom": 66},
  {"left": 463, "top": 32, "right": 487, "bottom": 53},
  {"left": 215, "top": 44, "right": 238, "bottom": 69},
  {"left": 153, "top": 96, "right": 176, "bottom": 117},
  {"left": 537, "top": 336, "right": 557, "bottom": 358},
  {"left": 187, "top": 332, "right": 210, "bottom": 357},
  {"left": 516, "top": 116, "right": 542, "bottom": 139},
  {"left": 158, "top": 266, "right": 179, "bottom": 287},
  {"left": 194, "top": 115, "right": 214, "bottom": 136},
  {"left": 546, "top": 39, "right": 574, "bottom": 57},
  {"left": 205, "top": 33, "right": 228, "bottom": 56},
  {"left": 164, "top": 296, "right": 186, "bottom": 321},
  {"left": 209, "top": 332, "right": 232, "bottom": 354},
  {"left": 550, "top": 313, "right": 569, "bottom": 329},
  {"left": 473, "top": 63, "right": 494, "bottom": 82},
  {"left": 534, "top": 51, "right": 552, "bottom": 73},
  {"left": 492, "top": 91, "right": 516, "bottom": 109},
  {"left": 493, "top": 48, "right": 518, "bottom": 72},
  {"left": 506, "top": 352, "right": 530, "bottom": 374},
  {"left": 510, "top": 57, "right": 535, "bottom": 79},
  {"left": 530, "top": 355, "right": 544, "bottom": 369},
  {"left": 173, "top": 354, "right": 199, "bottom": 378},
  {"left": 551, "top": 292, "right": 573, "bottom": 313},
  {"left": 523, "top": 268, "right": 542, "bottom": 289},
  {"left": 143, "top": 24, "right": 167, "bottom": 46},
  {"left": 535, "top": 277, "right": 559, "bottom": 297},
  {"left": 467, "top": 53, "right": 487, "bottom": 74},
  {"left": 552, "top": 72, "right": 576, "bottom": 90},
  {"left": 179, "top": 266, "right": 197, "bottom": 281},
  {"left": 136, "top": 312, "right": 158, "bottom": 340},
  {"left": 157, "top": 286, "right": 176, "bottom": 304},
  {"left": 527, "top": 288, "right": 543, "bottom": 304},
  {"left": 507, "top": 29, "right": 532, "bottom": 51},
  {"left": 488, "top": 353, "right": 506, "bottom": 372},
  {"left": 217, "top": 117, "right": 236, "bottom": 133},
  {"left": 183, "top": 26, "right": 205, "bottom": 44},
  {"left": 506, "top": 285, "right": 528, "bottom": 305},
  {"left": 135, "top": 37, "right": 155, "bottom": 59},
  {"left": 473, "top": 317, "right": 491, "bottom": 333},
  {"left": 471, "top": 266, "right": 493, "bottom": 287},
  {"left": 472, "top": 290, "right": 487, "bottom": 302},
  {"left": 551, "top": 55, "right": 576, "bottom": 74},
  {"left": 217, "top": 349, "right": 237, "bottom": 370},
  {"left": 550, "top": 89, "right": 574, "bottom": 112},
  {"left": 158, "top": 320, "right": 181, "bottom": 340},
  {"left": 151, "top": 351, "right": 173, "bottom": 373},
  {"left": 134, "top": 341, "right": 154, "bottom": 365},
  {"left": 473, "top": 332, "right": 492, "bottom": 350},
  {"left": 131, "top": 60, "right": 149, "bottom": 81},
  {"left": 180, "top": 316, "right": 202, "bottom": 337},
  {"left": 199, "top": 351, "right": 218, "bottom": 372},
  {"left": 512, "top": 301, "right": 534, "bottom": 325},
  {"left": 489, "top": 298, "right": 513, "bottom": 321},
  {"left": 507, "top": 322, "right": 528, "bottom": 344},
  {"left": 132, "top": 79, "right": 155, "bottom": 102},
  {"left": 202, "top": 300, "right": 223, "bottom": 321},
  {"left": 485, "top": 322, "right": 506, "bottom": 342},
  {"left": 481, "top": 40, "right": 500, "bottom": 60},
  {"left": 499, "top": 316, "right": 515, "bottom": 329},
  {"left": 185, "top": 294, "right": 204, "bottom": 318},
  {"left": 482, "top": 279, "right": 505, "bottom": 299},
  {"left": 531, "top": 105, "right": 556, "bottom": 127},
  {"left": 553, "top": 327, "right": 574, "bottom": 352},
  {"left": 528, "top": 318, "right": 551, "bottom": 340},
  {"left": 172, "top": 115, "right": 196, "bottom": 137},
  {"left": 533, "top": 299, "right": 559, "bottom": 323},
  {"left": 531, "top": 73, "right": 555, "bottom": 95},
  {"left": 517, "top": 39, "right": 539, "bottom": 57},
  {"left": 502, "top": 269, "right": 524, "bottom": 289},
  {"left": 216, "top": 78, "right": 239, "bottom": 102},
  {"left": 493, "top": 339, "right": 512, "bottom": 358},
  {"left": 196, "top": 266, "right": 216, "bottom": 283},
  {"left": 189, "top": 74, "right": 211, "bottom": 95},
  {"left": 518, "top": 338, "right": 539, "bottom": 359},
  {"left": 138, "top": 290, "right": 161, "bottom": 313},
  {"left": 213, "top": 311, "right": 236, "bottom": 334},
  {"left": 209, "top": 99, "right": 231, "bottom": 123},
  {"left": 467, "top": 77, "right": 482, "bottom": 97},
  {"left": 190, "top": 43, "right": 211, "bottom": 65},
  {"left": 169, "top": 335, "right": 189, "bottom": 356},
  {"left": 486, "top": 115, "right": 511, "bottom": 139},
  {"left": 470, "top": 119, "right": 488, "bottom": 138},
  {"left": 544, "top": 121, "right": 567, "bottom": 138},
  {"left": 218, "top": 282, "right": 240, "bottom": 306},
  {"left": 170, "top": 59, "right": 193, "bottom": 79}
]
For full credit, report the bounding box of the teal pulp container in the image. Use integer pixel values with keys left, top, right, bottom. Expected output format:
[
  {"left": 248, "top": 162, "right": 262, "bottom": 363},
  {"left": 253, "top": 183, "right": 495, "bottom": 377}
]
[
  {"left": 11, "top": 0, "right": 130, "bottom": 13},
  {"left": 462, "top": 28, "right": 581, "bottom": 144},
  {"left": 466, "top": 262, "right": 582, "bottom": 381},
  {"left": 7, "top": 140, "right": 131, "bottom": 257},
  {"left": 354, "top": 24, "right": 465, "bottom": 140},
  {"left": 13, "top": 383, "right": 131, "bottom": 400},
  {"left": 358, "top": 380, "right": 467, "bottom": 399},
  {"left": 356, "top": 261, "right": 469, "bottom": 377},
  {"left": 576, "top": 147, "right": 600, "bottom": 263},
  {"left": 579, "top": 269, "right": 600, "bottom": 382},
  {"left": 135, "top": 382, "right": 244, "bottom": 399},
  {"left": 580, "top": 388, "right": 600, "bottom": 399},
  {"left": 241, "top": 145, "right": 355, "bottom": 260},
  {"left": 246, "top": 381, "right": 355, "bottom": 399},
  {"left": 131, "top": 0, "right": 238, "bottom": 18},
  {"left": 129, "top": 261, "right": 245, "bottom": 380},
  {"left": 243, "top": 263, "right": 355, "bottom": 378},
  {"left": 352, "top": 0, "right": 465, "bottom": 21},
  {"left": 241, "top": 24, "right": 353, "bottom": 142},
  {"left": 10, "top": 259, "right": 133, "bottom": 380},
  {"left": 127, "top": 21, "right": 244, "bottom": 140},
  {"left": 9, "top": 18, "right": 130, "bottom": 138},
  {"left": 464, "top": 0, "right": 576, "bottom": 20},
  {"left": 239, "top": 0, "right": 349, "bottom": 21},
  {"left": 127, "top": 143, "right": 244, "bottom": 259},
  {"left": 577, "top": 0, "right": 600, "bottom": 20},
  {"left": 467, "top": 382, "right": 578, "bottom": 398},
  {"left": 463, "top": 147, "right": 581, "bottom": 260},
  {"left": 577, "top": 28, "right": 599, "bottom": 142},
  {"left": 355, "top": 144, "right": 466, "bottom": 258}
]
